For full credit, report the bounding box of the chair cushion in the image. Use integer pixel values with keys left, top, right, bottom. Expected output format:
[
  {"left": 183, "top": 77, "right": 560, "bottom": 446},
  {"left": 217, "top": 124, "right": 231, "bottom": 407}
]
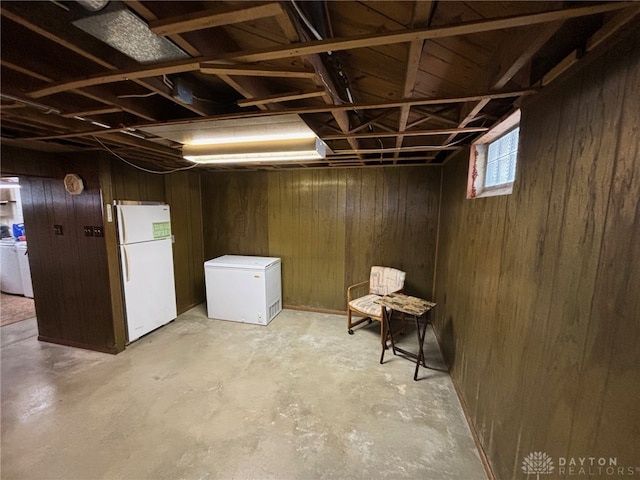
[
  {"left": 369, "top": 266, "right": 406, "bottom": 296},
  {"left": 349, "top": 294, "right": 383, "bottom": 318}
]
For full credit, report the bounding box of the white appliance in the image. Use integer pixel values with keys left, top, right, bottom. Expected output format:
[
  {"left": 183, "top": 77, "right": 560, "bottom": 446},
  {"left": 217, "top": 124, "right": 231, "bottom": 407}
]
[
  {"left": 15, "top": 241, "right": 33, "bottom": 298},
  {"left": 205, "top": 255, "right": 282, "bottom": 325},
  {"left": 0, "top": 238, "right": 23, "bottom": 295},
  {"left": 116, "top": 203, "right": 177, "bottom": 343}
]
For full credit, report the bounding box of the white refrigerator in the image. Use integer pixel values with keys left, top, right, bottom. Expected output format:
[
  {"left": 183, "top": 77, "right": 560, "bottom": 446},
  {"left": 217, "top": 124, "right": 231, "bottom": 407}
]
[
  {"left": 116, "top": 203, "right": 177, "bottom": 343},
  {"left": 204, "top": 255, "right": 282, "bottom": 325}
]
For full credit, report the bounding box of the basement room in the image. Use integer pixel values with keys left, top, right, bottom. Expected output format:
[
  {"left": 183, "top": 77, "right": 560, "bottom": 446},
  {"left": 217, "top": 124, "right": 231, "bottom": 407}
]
[{"left": 1, "top": 1, "right": 638, "bottom": 479}]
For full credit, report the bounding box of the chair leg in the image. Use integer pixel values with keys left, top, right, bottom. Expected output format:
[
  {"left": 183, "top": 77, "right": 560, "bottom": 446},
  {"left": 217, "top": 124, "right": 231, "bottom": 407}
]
[{"left": 347, "top": 309, "right": 354, "bottom": 335}]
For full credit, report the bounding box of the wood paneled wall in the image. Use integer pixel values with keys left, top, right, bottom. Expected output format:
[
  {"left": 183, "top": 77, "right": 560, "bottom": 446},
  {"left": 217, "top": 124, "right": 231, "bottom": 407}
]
[
  {"left": 164, "top": 171, "right": 205, "bottom": 313},
  {"left": 433, "top": 30, "right": 640, "bottom": 479},
  {"left": 202, "top": 167, "right": 441, "bottom": 311},
  {"left": 2, "top": 148, "right": 119, "bottom": 353}
]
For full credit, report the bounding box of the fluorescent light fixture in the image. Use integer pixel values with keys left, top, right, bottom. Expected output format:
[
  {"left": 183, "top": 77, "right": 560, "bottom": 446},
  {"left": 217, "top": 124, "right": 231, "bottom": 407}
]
[
  {"left": 183, "top": 137, "right": 326, "bottom": 164},
  {"left": 189, "top": 131, "right": 317, "bottom": 146},
  {"left": 140, "top": 114, "right": 318, "bottom": 146},
  {"left": 73, "top": 8, "right": 188, "bottom": 64},
  {"left": 141, "top": 114, "right": 328, "bottom": 164}
]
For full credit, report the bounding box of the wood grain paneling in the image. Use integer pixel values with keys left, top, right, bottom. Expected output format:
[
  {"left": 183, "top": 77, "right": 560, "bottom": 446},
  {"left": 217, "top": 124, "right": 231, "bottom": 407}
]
[
  {"left": 11, "top": 153, "right": 119, "bottom": 353},
  {"left": 268, "top": 169, "right": 348, "bottom": 310},
  {"left": 165, "top": 171, "right": 205, "bottom": 313},
  {"left": 201, "top": 171, "right": 269, "bottom": 261},
  {"left": 433, "top": 28, "right": 640, "bottom": 479},
  {"left": 202, "top": 167, "right": 440, "bottom": 312}
]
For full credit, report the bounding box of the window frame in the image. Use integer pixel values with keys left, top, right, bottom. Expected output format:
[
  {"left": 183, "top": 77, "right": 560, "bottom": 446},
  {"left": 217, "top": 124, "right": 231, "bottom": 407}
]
[{"left": 467, "top": 109, "right": 521, "bottom": 199}]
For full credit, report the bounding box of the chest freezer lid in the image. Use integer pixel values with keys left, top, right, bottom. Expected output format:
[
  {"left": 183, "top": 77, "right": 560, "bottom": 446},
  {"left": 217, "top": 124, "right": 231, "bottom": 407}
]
[{"left": 205, "top": 255, "right": 280, "bottom": 269}]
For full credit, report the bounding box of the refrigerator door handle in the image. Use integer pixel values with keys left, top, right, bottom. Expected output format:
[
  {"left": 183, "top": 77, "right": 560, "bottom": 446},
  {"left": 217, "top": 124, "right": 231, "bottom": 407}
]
[
  {"left": 122, "top": 245, "right": 130, "bottom": 283},
  {"left": 120, "top": 208, "right": 127, "bottom": 244}
]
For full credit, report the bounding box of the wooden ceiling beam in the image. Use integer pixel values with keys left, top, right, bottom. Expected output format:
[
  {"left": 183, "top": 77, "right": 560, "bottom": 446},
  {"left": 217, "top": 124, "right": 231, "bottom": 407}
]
[
  {"left": 18, "top": 88, "right": 535, "bottom": 143},
  {"left": 237, "top": 89, "right": 326, "bottom": 107},
  {"left": 324, "top": 126, "right": 488, "bottom": 141},
  {"left": 396, "top": 1, "right": 435, "bottom": 156},
  {"left": 440, "top": 3, "right": 640, "bottom": 161},
  {"left": 276, "top": 4, "right": 363, "bottom": 158},
  {"left": 200, "top": 63, "right": 317, "bottom": 79},
  {"left": 126, "top": 2, "right": 275, "bottom": 114},
  {"left": 332, "top": 145, "right": 461, "bottom": 155},
  {"left": 1, "top": 59, "right": 51, "bottom": 82},
  {"left": 216, "top": 74, "right": 272, "bottom": 112},
  {"left": 126, "top": 1, "right": 202, "bottom": 57},
  {"left": 28, "top": 3, "right": 632, "bottom": 100},
  {"left": 542, "top": 6, "right": 640, "bottom": 86},
  {"left": 1, "top": 61, "right": 161, "bottom": 122},
  {"left": 348, "top": 111, "right": 394, "bottom": 134},
  {"left": 155, "top": 88, "right": 536, "bottom": 124},
  {"left": 91, "top": 132, "right": 182, "bottom": 159},
  {"left": 490, "top": 21, "right": 564, "bottom": 90},
  {"left": 149, "top": 3, "right": 284, "bottom": 36},
  {"left": 231, "top": 2, "right": 633, "bottom": 63},
  {"left": 61, "top": 107, "right": 122, "bottom": 119}
]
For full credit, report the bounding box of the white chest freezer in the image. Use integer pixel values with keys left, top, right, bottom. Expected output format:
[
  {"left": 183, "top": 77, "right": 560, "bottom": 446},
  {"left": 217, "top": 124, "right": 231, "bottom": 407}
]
[{"left": 205, "top": 255, "right": 282, "bottom": 325}]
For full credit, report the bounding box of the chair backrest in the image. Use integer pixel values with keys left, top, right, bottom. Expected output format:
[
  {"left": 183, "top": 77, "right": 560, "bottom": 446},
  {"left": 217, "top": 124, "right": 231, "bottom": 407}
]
[{"left": 369, "top": 266, "right": 406, "bottom": 296}]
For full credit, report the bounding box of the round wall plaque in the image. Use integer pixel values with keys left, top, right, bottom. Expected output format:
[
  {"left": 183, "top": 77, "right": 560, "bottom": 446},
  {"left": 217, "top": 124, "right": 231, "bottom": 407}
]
[{"left": 63, "top": 173, "right": 84, "bottom": 195}]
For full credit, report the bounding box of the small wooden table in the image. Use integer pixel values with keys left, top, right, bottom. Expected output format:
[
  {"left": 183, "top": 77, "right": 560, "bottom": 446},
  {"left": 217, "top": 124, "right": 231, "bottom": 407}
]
[{"left": 375, "top": 293, "right": 437, "bottom": 381}]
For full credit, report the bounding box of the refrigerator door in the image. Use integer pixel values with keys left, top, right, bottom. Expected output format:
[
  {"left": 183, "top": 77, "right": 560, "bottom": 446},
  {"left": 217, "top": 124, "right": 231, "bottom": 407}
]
[
  {"left": 116, "top": 204, "right": 172, "bottom": 245},
  {"left": 120, "top": 238, "right": 177, "bottom": 342}
]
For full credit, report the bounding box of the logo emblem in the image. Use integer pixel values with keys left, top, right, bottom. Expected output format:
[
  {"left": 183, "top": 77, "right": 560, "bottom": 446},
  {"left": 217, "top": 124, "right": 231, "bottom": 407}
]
[{"left": 522, "top": 451, "right": 555, "bottom": 479}]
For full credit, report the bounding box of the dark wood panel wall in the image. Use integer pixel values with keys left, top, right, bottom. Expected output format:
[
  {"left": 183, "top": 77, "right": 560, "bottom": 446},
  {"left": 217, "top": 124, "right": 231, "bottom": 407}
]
[
  {"left": 433, "top": 30, "right": 640, "bottom": 479},
  {"left": 2, "top": 147, "right": 120, "bottom": 353},
  {"left": 202, "top": 167, "right": 441, "bottom": 311},
  {"left": 164, "top": 171, "right": 205, "bottom": 313}
]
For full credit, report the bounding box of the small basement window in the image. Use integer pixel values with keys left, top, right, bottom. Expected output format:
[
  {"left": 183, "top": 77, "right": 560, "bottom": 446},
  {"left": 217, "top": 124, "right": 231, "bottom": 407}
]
[{"left": 467, "top": 110, "right": 520, "bottom": 198}]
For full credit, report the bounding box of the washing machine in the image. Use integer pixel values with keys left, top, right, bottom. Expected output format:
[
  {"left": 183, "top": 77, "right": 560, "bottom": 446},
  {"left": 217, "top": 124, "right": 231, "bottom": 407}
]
[
  {"left": 15, "top": 241, "right": 33, "bottom": 298},
  {"left": 0, "top": 238, "right": 24, "bottom": 295}
]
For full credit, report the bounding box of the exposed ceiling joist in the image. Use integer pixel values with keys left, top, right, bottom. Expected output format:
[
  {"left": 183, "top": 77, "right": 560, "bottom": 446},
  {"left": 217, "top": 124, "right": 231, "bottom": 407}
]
[
  {"left": 126, "top": 1, "right": 202, "bottom": 57},
  {"left": 149, "top": 2, "right": 284, "bottom": 36},
  {"left": 323, "top": 127, "right": 489, "bottom": 141},
  {"left": 396, "top": 0, "right": 435, "bottom": 157},
  {"left": 27, "top": 3, "right": 632, "bottom": 100},
  {"left": 199, "top": 63, "right": 317, "bottom": 79},
  {"left": 237, "top": 89, "right": 326, "bottom": 107},
  {"left": 20, "top": 88, "right": 534, "bottom": 142},
  {"left": 542, "top": 5, "right": 640, "bottom": 86},
  {"left": 3, "top": 1, "right": 637, "bottom": 171},
  {"left": 61, "top": 107, "right": 122, "bottom": 118}
]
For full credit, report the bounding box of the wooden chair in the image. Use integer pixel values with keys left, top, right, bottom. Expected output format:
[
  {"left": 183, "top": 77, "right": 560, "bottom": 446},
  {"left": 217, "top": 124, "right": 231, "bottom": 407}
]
[{"left": 347, "top": 266, "right": 406, "bottom": 346}]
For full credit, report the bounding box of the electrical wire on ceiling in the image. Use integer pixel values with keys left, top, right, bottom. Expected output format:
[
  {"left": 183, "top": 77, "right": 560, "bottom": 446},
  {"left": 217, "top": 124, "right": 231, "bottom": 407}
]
[
  {"left": 162, "top": 75, "right": 174, "bottom": 89},
  {"left": 92, "top": 135, "right": 199, "bottom": 174},
  {"left": 290, "top": 0, "right": 328, "bottom": 48},
  {"left": 290, "top": 0, "right": 357, "bottom": 106},
  {"left": 0, "top": 93, "right": 61, "bottom": 115},
  {"left": 117, "top": 92, "right": 158, "bottom": 98}
]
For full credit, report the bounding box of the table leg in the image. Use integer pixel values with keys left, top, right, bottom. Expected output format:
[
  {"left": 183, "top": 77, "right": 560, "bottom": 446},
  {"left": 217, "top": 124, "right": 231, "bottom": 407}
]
[
  {"left": 413, "top": 312, "right": 430, "bottom": 381},
  {"left": 380, "top": 308, "right": 396, "bottom": 364}
]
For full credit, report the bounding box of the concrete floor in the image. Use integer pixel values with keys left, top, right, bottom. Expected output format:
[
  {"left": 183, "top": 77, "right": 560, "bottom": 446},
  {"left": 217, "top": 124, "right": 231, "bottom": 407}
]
[{"left": 1, "top": 306, "right": 487, "bottom": 480}]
